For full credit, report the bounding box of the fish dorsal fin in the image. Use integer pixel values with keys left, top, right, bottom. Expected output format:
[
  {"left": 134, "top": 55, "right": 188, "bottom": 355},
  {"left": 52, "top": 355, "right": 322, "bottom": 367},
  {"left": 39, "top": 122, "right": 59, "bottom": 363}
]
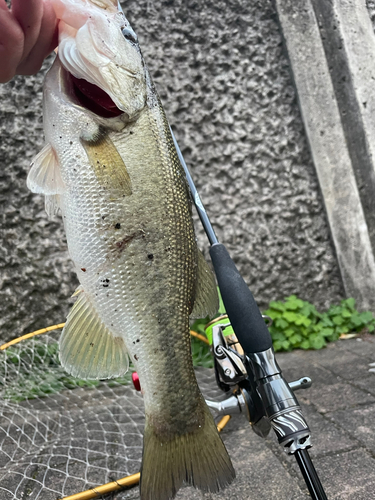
[
  {"left": 81, "top": 129, "right": 132, "bottom": 197},
  {"left": 27, "top": 143, "right": 65, "bottom": 195},
  {"left": 59, "top": 289, "right": 129, "bottom": 380},
  {"left": 190, "top": 250, "right": 219, "bottom": 319}
]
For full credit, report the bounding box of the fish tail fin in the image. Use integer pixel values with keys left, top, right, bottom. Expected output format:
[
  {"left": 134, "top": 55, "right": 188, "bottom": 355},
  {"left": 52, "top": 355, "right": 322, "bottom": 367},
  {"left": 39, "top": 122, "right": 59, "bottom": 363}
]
[{"left": 140, "top": 404, "right": 235, "bottom": 500}]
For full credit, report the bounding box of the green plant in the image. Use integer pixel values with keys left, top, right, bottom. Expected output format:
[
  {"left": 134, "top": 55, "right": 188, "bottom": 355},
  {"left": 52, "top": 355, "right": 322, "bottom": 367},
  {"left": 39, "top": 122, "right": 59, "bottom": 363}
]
[{"left": 264, "top": 295, "right": 375, "bottom": 352}]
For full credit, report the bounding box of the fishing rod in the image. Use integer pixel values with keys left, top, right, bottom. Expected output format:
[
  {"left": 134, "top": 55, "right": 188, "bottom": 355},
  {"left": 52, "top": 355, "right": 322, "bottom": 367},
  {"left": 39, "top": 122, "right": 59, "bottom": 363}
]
[{"left": 170, "top": 128, "right": 328, "bottom": 500}]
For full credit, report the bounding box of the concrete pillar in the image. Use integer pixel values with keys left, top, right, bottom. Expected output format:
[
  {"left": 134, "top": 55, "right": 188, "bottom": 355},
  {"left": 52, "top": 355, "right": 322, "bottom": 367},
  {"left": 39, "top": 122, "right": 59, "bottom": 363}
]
[{"left": 275, "top": 0, "right": 375, "bottom": 310}]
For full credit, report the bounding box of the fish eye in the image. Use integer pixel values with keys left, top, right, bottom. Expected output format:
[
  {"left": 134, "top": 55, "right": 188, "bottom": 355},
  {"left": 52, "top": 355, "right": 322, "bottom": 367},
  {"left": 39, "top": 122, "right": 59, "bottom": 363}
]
[{"left": 122, "top": 26, "right": 138, "bottom": 45}]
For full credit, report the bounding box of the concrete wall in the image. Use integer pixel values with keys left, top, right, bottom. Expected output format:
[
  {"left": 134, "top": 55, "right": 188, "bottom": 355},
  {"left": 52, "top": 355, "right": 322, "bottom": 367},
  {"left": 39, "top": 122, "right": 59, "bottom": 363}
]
[
  {"left": 0, "top": 0, "right": 345, "bottom": 343},
  {"left": 276, "top": 0, "right": 375, "bottom": 311}
]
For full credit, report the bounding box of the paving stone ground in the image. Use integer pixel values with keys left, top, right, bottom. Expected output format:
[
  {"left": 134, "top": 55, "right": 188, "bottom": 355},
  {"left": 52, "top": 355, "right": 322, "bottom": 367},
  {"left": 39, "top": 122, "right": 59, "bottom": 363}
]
[
  {"left": 113, "top": 335, "right": 375, "bottom": 500},
  {"left": 1, "top": 336, "right": 375, "bottom": 499}
]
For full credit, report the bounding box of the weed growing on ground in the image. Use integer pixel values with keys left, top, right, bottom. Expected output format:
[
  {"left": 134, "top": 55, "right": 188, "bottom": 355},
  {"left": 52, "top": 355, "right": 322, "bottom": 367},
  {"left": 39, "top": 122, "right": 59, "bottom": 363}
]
[{"left": 265, "top": 296, "right": 375, "bottom": 351}]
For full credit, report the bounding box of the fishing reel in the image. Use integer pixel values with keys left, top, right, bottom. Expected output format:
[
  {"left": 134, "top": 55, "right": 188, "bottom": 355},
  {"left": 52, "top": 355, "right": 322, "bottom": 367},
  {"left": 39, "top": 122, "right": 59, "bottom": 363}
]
[{"left": 205, "top": 317, "right": 313, "bottom": 454}]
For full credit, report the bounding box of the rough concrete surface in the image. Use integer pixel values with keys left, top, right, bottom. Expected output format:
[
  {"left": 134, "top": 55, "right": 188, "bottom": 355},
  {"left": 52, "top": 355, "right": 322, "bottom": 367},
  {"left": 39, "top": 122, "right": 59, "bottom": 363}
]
[{"left": 0, "top": 0, "right": 345, "bottom": 343}]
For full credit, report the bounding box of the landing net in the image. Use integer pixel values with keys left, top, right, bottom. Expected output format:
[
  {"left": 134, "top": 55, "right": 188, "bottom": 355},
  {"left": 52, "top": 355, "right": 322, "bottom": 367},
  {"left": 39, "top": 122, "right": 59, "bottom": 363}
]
[{"left": 0, "top": 329, "right": 223, "bottom": 499}]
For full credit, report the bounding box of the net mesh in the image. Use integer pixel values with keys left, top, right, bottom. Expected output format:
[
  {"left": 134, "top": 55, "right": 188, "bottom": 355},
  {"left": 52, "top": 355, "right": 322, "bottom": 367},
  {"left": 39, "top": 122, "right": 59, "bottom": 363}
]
[{"left": 0, "top": 332, "right": 221, "bottom": 500}]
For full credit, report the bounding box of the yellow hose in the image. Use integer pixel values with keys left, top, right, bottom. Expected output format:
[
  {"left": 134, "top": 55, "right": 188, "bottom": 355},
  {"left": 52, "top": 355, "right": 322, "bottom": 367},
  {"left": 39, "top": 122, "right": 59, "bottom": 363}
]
[
  {"left": 190, "top": 329, "right": 210, "bottom": 344},
  {"left": 60, "top": 473, "right": 141, "bottom": 500},
  {"left": 1, "top": 327, "right": 207, "bottom": 350},
  {"left": 0, "top": 323, "right": 65, "bottom": 350}
]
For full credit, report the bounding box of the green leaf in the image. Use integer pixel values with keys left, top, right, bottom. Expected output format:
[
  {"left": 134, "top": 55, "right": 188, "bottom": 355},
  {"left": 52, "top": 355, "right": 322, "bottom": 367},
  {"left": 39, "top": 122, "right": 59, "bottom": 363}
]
[
  {"left": 271, "top": 331, "right": 287, "bottom": 342},
  {"left": 320, "top": 327, "right": 334, "bottom": 338},
  {"left": 350, "top": 313, "right": 364, "bottom": 328},
  {"left": 328, "top": 305, "right": 341, "bottom": 316},
  {"left": 289, "top": 334, "right": 302, "bottom": 345},
  {"left": 281, "top": 340, "right": 291, "bottom": 351},
  {"left": 344, "top": 298, "right": 356, "bottom": 311},
  {"left": 284, "top": 328, "right": 295, "bottom": 338},
  {"left": 273, "top": 340, "right": 283, "bottom": 352},
  {"left": 310, "top": 336, "right": 326, "bottom": 350},
  {"left": 285, "top": 297, "right": 304, "bottom": 310},
  {"left": 300, "top": 340, "right": 311, "bottom": 350},
  {"left": 264, "top": 309, "right": 282, "bottom": 320},
  {"left": 340, "top": 308, "right": 352, "bottom": 318},
  {"left": 301, "top": 317, "right": 312, "bottom": 327},
  {"left": 269, "top": 301, "right": 286, "bottom": 312},
  {"left": 275, "top": 318, "right": 289, "bottom": 329},
  {"left": 283, "top": 311, "right": 298, "bottom": 323},
  {"left": 332, "top": 315, "right": 344, "bottom": 325},
  {"left": 359, "top": 311, "right": 374, "bottom": 323},
  {"left": 320, "top": 315, "right": 334, "bottom": 327},
  {"left": 190, "top": 317, "right": 209, "bottom": 335}
]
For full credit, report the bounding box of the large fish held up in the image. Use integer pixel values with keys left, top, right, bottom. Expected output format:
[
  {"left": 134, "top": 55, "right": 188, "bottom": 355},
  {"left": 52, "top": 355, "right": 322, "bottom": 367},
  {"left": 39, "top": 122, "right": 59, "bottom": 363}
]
[{"left": 27, "top": 1, "right": 235, "bottom": 498}]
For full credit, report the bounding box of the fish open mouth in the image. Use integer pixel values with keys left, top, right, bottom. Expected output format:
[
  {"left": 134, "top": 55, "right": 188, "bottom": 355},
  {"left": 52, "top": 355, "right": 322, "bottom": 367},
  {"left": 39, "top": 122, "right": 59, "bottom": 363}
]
[{"left": 70, "top": 74, "right": 124, "bottom": 118}]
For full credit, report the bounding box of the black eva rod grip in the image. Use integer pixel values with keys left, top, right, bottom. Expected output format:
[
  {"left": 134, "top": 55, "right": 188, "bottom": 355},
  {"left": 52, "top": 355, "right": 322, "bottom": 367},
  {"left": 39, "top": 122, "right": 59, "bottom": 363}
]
[{"left": 209, "top": 243, "right": 273, "bottom": 354}]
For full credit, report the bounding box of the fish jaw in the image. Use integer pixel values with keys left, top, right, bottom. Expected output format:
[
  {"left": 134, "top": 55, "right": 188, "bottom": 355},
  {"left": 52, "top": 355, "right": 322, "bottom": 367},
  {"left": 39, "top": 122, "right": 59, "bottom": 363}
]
[{"left": 51, "top": 0, "right": 147, "bottom": 118}]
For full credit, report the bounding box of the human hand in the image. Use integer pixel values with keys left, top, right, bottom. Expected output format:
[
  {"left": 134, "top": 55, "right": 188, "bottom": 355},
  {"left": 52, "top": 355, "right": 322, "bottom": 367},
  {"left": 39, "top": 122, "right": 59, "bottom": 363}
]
[{"left": 0, "top": 0, "right": 58, "bottom": 83}]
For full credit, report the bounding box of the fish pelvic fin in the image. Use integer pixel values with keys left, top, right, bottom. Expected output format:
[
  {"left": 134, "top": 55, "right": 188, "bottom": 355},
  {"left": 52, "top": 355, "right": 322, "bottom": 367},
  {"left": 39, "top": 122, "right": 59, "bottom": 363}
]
[
  {"left": 190, "top": 249, "right": 219, "bottom": 319},
  {"left": 59, "top": 288, "right": 129, "bottom": 379},
  {"left": 140, "top": 404, "right": 235, "bottom": 500}
]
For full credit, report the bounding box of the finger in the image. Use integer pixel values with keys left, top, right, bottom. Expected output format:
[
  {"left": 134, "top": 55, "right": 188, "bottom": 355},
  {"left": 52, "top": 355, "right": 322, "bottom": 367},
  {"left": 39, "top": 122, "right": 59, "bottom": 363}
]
[
  {"left": 11, "top": 0, "right": 43, "bottom": 61},
  {"left": 0, "top": 3, "right": 24, "bottom": 82},
  {"left": 0, "top": 0, "right": 9, "bottom": 12},
  {"left": 16, "top": 1, "right": 58, "bottom": 76}
]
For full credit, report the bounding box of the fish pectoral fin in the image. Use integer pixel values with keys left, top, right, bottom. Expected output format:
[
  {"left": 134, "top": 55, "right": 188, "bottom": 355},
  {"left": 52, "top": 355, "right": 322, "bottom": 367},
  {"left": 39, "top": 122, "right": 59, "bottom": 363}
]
[
  {"left": 190, "top": 249, "right": 219, "bottom": 319},
  {"left": 59, "top": 290, "right": 129, "bottom": 380},
  {"left": 81, "top": 130, "right": 132, "bottom": 197},
  {"left": 27, "top": 143, "right": 65, "bottom": 195}
]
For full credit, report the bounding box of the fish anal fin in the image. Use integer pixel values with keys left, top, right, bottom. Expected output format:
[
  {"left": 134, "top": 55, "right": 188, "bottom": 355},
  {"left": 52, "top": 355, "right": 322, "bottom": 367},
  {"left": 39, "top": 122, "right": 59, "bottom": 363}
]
[
  {"left": 59, "top": 290, "right": 129, "bottom": 380},
  {"left": 140, "top": 404, "right": 235, "bottom": 500},
  {"left": 190, "top": 250, "right": 219, "bottom": 319},
  {"left": 81, "top": 129, "right": 132, "bottom": 196},
  {"left": 27, "top": 143, "right": 65, "bottom": 195}
]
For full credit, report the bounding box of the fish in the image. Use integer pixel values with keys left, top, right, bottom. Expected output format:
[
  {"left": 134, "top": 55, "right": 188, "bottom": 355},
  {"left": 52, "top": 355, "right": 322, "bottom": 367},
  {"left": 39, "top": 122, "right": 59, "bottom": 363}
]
[{"left": 26, "top": 1, "right": 235, "bottom": 499}]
